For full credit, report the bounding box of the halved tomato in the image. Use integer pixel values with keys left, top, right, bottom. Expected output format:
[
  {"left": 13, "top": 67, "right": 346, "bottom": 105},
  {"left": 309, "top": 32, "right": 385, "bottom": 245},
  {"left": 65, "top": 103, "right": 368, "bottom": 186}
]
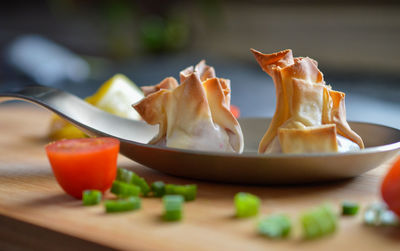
[
  {"left": 381, "top": 156, "right": 400, "bottom": 217},
  {"left": 45, "top": 137, "right": 120, "bottom": 199}
]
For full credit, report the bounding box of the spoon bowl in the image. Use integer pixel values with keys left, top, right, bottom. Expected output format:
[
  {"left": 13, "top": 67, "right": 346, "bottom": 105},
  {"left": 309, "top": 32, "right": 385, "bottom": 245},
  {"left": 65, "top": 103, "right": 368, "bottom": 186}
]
[{"left": 1, "top": 85, "right": 399, "bottom": 184}]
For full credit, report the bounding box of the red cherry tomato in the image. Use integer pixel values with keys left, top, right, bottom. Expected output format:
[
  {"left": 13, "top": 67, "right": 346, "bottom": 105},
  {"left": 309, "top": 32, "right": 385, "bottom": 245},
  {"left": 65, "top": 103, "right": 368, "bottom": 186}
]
[
  {"left": 230, "top": 105, "right": 240, "bottom": 118},
  {"left": 45, "top": 137, "right": 120, "bottom": 199},
  {"left": 381, "top": 156, "right": 400, "bottom": 216}
]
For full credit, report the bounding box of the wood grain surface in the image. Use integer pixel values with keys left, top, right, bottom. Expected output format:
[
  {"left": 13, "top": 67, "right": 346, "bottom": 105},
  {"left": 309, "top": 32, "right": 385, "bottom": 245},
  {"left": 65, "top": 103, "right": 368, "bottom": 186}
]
[{"left": 0, "top": 103, "right": 399, "bottom": 250}]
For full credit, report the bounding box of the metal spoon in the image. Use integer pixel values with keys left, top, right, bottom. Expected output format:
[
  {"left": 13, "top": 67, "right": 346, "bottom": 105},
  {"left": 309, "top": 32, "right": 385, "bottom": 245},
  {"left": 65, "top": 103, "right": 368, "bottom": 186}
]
[{"left": 1, "top": 85, "right": 399, "bottom": 184}]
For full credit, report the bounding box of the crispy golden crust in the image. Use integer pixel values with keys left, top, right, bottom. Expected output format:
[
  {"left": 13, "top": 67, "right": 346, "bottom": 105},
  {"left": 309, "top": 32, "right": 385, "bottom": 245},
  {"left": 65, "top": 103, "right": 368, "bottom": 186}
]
[
  {"left": 132, "top": 61, "right": 244, "bottom": 153},
  {"left": 278, "top": 124, "right": 338, "bottom": 153},
  {"left": 327, "top": 90, "right": 364, "bottom": 148},
  {"left": 281, "top": 57, "right": 324, "bottom": 84},
  {"left": 285, "top": 78, "right": 325, "bottom": 127},
  {"left": 250, "top": 49, "right": 294, "bottom": 75},
  {"left": 195, "top": 60, "right": 216, "bottom": 81},
  {"left": 252, "top": 49, "right": 364, "bottom": 153},
  {"left": 180, "top": 60, "right": 216, "bottom": 83},
  {"left": 141, "top": 77, "right": 179, "bottom": 97},
  {"left": 203, "top": 78, "right": 243, "bottom": 152}
]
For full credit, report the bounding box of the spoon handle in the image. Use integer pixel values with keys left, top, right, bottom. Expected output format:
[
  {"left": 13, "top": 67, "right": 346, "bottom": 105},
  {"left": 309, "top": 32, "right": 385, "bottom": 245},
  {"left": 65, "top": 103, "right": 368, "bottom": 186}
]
[
  {"left": 0, "top": 84, "right": 82, "bottom": 114},
  {"left": 0, "top": 85, "right": 157, "bottom": 143}
]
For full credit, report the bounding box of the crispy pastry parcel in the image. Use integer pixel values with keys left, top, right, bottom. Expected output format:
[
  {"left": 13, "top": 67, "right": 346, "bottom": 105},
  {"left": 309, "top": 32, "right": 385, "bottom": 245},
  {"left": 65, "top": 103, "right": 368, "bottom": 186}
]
[
  {"left": 133, "top": 61, "right": 244, "bottom": 153},
  {"left": 251, "top": 49, "right": 364, "bottom": 154}
]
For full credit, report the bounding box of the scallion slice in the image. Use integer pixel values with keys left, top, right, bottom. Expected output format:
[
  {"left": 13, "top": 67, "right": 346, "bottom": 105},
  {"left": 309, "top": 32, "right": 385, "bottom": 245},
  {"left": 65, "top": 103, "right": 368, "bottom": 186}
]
[
  {"left": 151, "top": 181, "right": 166, "bottom": 197},
  {"left": 82, "top": 190, "right": 102, "bottom": 206},
  {"left": 105, "top": 197, "right": 141, "bottom": 213},
  {"left": 363, "top": 202, "right": 399, "bottom": 226},
  {"left": 163, "top": 195, "right": 184, "bottom": 221},
  {"left": 116, "top": 168, "right": 134, "bottom": 183},
  {"left": 110, "top": 181, "right": 141, "bottom": 198},
  {"left": 234, "top": 192, "right": 260, "bottom": 218},
  {"left": 165, "top": 184, "right": 197, "bottom": 201},
  {"left": 300, "top": 204, "right": 337, "bottom": 239},
  {"left": 342, "top": 201, "right": 359, "bottom": 216},
  {"left": 258, "top": 215, "right": 291, "bottom": 238},
  {"left": 131, "top": 174, "right": 151, "bottom": 196}
]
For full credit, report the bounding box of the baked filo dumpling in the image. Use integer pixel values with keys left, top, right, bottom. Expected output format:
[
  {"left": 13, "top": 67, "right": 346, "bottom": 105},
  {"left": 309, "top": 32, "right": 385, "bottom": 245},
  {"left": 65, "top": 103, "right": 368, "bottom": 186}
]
[
  {"left": 133, "top": 61, "right": 244, "bottom": 153},
  {"left": 251, "top": 49, "right": 364, "bottom": 154}
]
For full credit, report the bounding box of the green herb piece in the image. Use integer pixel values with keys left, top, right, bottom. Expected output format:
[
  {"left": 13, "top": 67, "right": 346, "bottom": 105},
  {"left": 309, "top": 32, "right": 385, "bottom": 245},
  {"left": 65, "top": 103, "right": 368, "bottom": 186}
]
[
  {"left": 105, "top": 197, "right": 141, "bottom": 213},
  {"left": 300, "top": 204, "right": 337, "bottom": 239},
  {"left": 258, "top": 215, "right": 291, "bottom": 238},
  {"left": 163, "top": 195, "right": 184, "bottom": 221},
  {"left": 363, "top": 202, "right": 399, "bottom": 226},
  {"left": 165, "top": 184, "right": 197, "bottom": 201},
  {"left": 234, "top": 192, "right": 260, "bottom": 218},
  {"left": 116, "top": 168, "right": 134, "bottom": 183},
  {"left": 82, "top": 190, "right": 102, "bottom": 206},
  {"left": 110, "top": 181, "right": 141, "bottom": 198},
  {"left": 342, "top": 201, "right": 360, "bottom": 216},
  {"left": 131, "top": 174, "right": 151, "bottom": 196},
  {"left": 151, "top": 181, "right": 166, "bottom": 197}
]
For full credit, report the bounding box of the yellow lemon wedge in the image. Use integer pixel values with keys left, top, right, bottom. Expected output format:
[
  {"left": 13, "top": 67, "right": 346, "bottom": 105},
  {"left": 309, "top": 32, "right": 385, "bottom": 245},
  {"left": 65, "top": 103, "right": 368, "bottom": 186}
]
[
  {"left": 86, "top": 74, "right": 143, "bottom": 120},
  {"left": 48, "top": 74, "right": 143, "bottom": 140},
  {"left": 48, "top": 114, "right": 87, "bottom": 140}
]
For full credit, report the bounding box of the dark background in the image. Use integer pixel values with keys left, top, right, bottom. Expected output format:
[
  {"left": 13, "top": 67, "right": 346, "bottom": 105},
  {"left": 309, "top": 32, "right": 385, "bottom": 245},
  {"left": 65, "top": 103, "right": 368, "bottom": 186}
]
[{"left": 1, "top": 0, "right": 399, "bottom": 128}]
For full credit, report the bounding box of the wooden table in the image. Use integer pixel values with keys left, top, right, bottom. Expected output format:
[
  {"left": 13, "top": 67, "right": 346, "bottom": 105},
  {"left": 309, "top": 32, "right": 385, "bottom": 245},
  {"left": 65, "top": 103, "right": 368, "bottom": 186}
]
[{"left": 0, "top": 104, "right": 399, "bottom": 250}]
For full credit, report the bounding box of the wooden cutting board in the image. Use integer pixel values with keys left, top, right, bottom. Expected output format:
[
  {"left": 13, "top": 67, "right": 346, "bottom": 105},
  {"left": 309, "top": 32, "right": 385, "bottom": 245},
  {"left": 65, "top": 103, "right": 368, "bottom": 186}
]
[{"left": 0, "top": 103, "right": 399, "bottom": 251}]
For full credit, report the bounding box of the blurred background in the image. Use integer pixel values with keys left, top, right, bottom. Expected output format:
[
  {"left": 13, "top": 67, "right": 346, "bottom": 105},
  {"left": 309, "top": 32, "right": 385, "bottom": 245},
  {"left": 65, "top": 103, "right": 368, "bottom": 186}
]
[{"left": 1, "top": 0, "right": 399, "bottom": 128}]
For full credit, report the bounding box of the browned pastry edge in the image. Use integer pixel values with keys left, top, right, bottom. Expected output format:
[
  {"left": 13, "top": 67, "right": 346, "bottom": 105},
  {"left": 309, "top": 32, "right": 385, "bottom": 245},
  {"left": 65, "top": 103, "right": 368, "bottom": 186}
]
[
  {"left": 252, "top": 49, "right": 365, "bottom": 153},
  {"left": 278, "top": 124, "right": 339, "bottom": 153},
  {"left": 141, "top": 77, "right": 179, "bottom": 97}
]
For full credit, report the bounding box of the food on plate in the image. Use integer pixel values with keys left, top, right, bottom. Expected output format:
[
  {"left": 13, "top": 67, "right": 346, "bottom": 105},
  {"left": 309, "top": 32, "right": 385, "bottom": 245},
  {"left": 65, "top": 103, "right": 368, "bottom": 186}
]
[
  {"left": 163, "top": 195, "right": 184, "bottom": 221},
  {"left": 48, "top": 74, "right": 143, "bottom": 140},
  {"left": 133, "top": 60, "right": 244, "bottom": 153},
  {"left": 45, "top": 137, "right": 119, "bottom": 199},
  {"left": 105, "top": 197, "right": 141, "bottom": 213},
  {"left": 381, "top": 156, "right": 400, "bottom": 217},
  {"left": 251, "top": 49, "right": 364, "bottom": 154},
  {"left": 165, "top": 184, "right": 197, "bottom": 201},
  {"left": 341, "top": 201, "right": 360, "bottom": 216},
  {"left": 300, "top": 204, "right": 337, "bottom": 239},
  {"left": 234, "top": 192, "right": 260, "bottom": 218},
  {"left": 257, "top": 215, "right": 292, "bottom": 238},
  {"left": 82, "top": 190, "right": 102, "bottom": 206}
]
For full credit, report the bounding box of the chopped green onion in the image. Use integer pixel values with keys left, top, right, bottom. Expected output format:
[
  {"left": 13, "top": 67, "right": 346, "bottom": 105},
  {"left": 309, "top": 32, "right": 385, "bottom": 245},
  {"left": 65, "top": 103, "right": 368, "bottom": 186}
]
[
  {"left": 234, "top": 192, "right": 260, "bottom": 218},
  {"left": 116, "top": 168, "right": 134, "bottom": 183},
  {"left": 116, "top": 168, "right": 151, "bottom": 196},
  {"left": 82, "top": 190, "right": 102, "bottom": 206},
  {"left": 151, "top": 181, "right": 166, "bottom": 197},
  {"left": 380, "top": 210, "right": 399, "bottom": 226},
  {"left": 110, "top": 181, "right": 141, "bottom": 198},
  {"left": 165, "top": 184, "right": 197, "bottom": 201},
  {"left": 257, "top": 215, "right": 291, "bottom": 238},
  {"left": 131, "top": 174, "right": 151, "bottom": 196},
  {"left": 163, "top": 195, "right": 184, "bottom": 221},
  {"left": 363, "top": 202, "right": 399, "bottom": 226},
  {"left": 300, "top": 204, "right": 337, "bottom": 239},
  {"left": 342, "top": 201, "right": 359, "bottom": 216},
  {"left": 105, "top": 197, "right": 141, "bottom": 213}
]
